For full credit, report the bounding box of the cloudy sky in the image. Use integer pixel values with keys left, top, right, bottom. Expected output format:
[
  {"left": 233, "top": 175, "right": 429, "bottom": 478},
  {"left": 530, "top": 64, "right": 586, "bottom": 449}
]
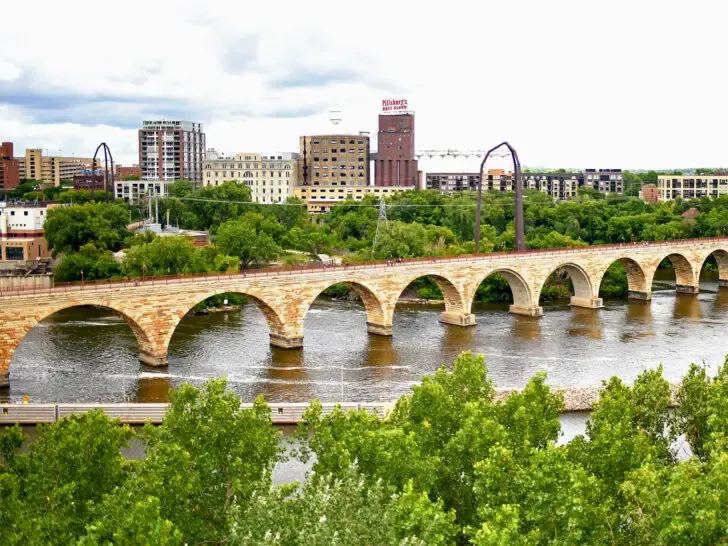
[{"left": 1, "top": 0, "right": 726, "bottom": 170}]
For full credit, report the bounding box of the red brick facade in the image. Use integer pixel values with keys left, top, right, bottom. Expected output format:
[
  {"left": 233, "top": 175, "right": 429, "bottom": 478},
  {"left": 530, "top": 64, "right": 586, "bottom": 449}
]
[
  {"left": 0, "top": 142, "right": 20, "bottom": 191},
  {"left": 375, "top": 114, "right": 418, "bottom": 186}
]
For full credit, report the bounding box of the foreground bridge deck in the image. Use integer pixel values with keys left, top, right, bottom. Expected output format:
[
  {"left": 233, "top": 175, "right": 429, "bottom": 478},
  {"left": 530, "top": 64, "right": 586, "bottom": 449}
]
[{"left": 1, "top": 237, "right": 727, "bottom": 387}]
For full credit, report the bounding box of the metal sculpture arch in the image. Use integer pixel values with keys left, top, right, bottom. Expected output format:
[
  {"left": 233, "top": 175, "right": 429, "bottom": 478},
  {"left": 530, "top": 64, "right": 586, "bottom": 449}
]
[
  {"left": 476, "top": 141, "right": 524, "bottom": 252},
  {"left": 91, "top": 142, "right": 115, "bottom": 202}
]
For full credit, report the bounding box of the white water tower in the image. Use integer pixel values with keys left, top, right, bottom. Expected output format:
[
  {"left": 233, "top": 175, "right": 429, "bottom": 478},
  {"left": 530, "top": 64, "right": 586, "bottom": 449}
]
[{"left": 329, "top": 109, "right": 342, "bottom": 128}]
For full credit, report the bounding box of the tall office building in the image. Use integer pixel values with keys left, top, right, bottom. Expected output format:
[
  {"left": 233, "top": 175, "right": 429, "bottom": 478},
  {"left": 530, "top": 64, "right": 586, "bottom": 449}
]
[
  {"left": 138, "top": 120, "right": 205, "bottom": 188},
  {"left": 375, "top": 111, "right": 418, "bottom": 187}
]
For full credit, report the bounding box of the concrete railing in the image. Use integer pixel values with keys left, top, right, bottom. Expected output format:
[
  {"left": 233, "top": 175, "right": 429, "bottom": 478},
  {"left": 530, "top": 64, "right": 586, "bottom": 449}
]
[{"left": 0, "top": 401, "right": 394, "bottom": 425}]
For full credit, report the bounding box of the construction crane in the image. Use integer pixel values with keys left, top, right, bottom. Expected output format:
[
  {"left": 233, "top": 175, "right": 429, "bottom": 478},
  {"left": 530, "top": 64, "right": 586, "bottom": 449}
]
[{"left": 414, "top": 149, "right": 487, "bottom": 160}]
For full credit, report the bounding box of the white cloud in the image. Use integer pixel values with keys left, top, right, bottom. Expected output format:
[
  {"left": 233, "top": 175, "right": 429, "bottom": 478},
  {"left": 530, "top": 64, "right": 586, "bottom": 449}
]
[{"left": 2, "top": 0, "right": 728, "bottom": 169}]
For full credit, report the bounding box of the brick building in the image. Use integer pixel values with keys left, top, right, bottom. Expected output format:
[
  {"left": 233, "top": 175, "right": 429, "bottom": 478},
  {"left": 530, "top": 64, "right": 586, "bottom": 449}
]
[
  {"left": 374, "top": 113, "right": 418, "bottom": 187},
  {"left": 0, "top": 143, "right": 20, "bottom": 192},
  {"left": 298, "top": 134, "right": 370, "bottom": 187}
]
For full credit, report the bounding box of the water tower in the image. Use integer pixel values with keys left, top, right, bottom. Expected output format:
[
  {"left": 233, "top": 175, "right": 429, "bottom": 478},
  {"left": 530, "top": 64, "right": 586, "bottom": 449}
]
[{"left": 329, "top": 109, "right": 342, "bottom": 129}]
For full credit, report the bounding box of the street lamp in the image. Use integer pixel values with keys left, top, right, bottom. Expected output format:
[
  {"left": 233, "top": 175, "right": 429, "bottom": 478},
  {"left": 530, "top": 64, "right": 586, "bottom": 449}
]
[{"left": 475, "top": 142, "right": 525, "bottom": 252}]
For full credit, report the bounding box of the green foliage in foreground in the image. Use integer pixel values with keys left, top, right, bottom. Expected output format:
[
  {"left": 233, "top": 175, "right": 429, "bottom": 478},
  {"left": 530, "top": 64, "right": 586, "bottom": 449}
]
[{"left": 2, "top": 354, "right": 728, "bottom": 544}]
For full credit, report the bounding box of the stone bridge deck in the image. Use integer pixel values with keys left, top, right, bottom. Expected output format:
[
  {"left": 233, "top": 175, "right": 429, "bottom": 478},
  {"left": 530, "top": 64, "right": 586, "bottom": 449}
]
[{"left": 1, "top": 237, "right": 727, "bottom": 387}]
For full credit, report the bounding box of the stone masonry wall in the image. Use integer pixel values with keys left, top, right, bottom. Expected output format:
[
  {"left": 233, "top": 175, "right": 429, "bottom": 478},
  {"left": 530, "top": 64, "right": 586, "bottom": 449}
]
[{"left": 1, "top": 239, "right": 727, "bottom": 387}]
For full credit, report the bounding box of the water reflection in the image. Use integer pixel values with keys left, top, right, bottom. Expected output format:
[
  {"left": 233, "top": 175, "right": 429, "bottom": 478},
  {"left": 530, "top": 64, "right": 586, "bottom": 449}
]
[
  {"left": 673, "top": 294, "right": 703, "bottom": 321},
  {"left": 620, "top": 300, "right": 654, "bottom": 342},
  {"left": 714, "top": 287, "right": 728, "bottom": 312},
  {"left": 567, "top": 307, "right": 603, "bottom": 339},
  {"left": 133, "top": 374, "right": 172, "bottom": 403},
  {"left": 441, "top": 322, "right": 476, "bottom": 351},
  {"left": 510, "top": 315, "right": 542, "bottom": 340},
  {"left": 264, "top": 349, "right": 312, "bottom": 402}
]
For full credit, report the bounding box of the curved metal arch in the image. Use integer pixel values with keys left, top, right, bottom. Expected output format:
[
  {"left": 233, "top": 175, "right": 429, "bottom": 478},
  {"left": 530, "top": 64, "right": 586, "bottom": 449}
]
[
  {"left": 475, "top": 141, "right": 524, "bottom": 252},
  {"left": 91, "top": 142, "right": 115, "bottom": 202}
]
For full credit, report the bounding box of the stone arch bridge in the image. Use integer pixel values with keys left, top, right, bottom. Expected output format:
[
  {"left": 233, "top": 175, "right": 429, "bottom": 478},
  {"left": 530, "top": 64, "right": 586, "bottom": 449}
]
[{"left": 1, "top": 237, "right": 727, "bottom": 387}]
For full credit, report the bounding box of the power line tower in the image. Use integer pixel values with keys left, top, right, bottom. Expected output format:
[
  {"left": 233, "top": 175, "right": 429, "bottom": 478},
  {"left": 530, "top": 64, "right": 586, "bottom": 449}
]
[{"left": 373, "top": 196, "right": 388, "bottom": 252}]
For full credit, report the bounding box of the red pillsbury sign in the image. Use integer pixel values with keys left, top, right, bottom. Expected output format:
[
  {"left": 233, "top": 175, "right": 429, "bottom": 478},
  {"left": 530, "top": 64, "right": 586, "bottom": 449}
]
[{"left": 381, "top": 98, "right": 409, "bottom": 114}]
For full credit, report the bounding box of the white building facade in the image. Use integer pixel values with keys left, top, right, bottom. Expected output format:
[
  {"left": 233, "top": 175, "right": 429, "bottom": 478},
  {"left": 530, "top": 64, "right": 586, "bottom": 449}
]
[{"left": 203, "top": 152, "right": 299, "bottom": 204}]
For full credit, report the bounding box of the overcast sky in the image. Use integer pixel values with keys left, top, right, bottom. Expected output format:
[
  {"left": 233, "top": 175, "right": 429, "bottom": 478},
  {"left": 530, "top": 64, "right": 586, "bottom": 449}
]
[{"left": 1, "top": 0, "right": 726, "bottom": 170}]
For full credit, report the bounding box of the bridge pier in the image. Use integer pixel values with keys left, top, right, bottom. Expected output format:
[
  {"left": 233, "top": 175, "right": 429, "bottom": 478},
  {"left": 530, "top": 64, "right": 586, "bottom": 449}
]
[
  {"left": 509, "top": 304, "right": 544, "bottom": 317},
  {"left": 367, "top": 322, "right": 393, "bottom": 336},
  {"left": 628, "top": 290, "right": 652, "bottom": 301},
  {"left": 569, "top": 296, "right": 603, "bottom": 309},
  {"left": 269, "top": 333, "right": 304, "bottom": 349},
  {"left": 439, "top": 312, "right": 476, "bottom": 327},
  {"left": 0, "top": 371, "right": 8, "bottom": 388},
  {"left": 139, "top": 350, "right": 168, "bottom": 367},
  {"left": 676, "top": 284, "right": 699, "bottom": 294}
]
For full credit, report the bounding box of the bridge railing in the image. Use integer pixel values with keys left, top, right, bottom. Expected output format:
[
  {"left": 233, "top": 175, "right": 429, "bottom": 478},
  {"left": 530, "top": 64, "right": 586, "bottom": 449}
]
[{"left": 1, "top": 236, "right": 726, "bottom": 298}]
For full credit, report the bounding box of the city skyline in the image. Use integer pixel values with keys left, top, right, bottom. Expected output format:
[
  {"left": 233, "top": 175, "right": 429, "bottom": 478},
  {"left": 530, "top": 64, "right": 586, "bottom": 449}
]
[{"left": 2, "top": 0, "right": 727, "bottom": 169}]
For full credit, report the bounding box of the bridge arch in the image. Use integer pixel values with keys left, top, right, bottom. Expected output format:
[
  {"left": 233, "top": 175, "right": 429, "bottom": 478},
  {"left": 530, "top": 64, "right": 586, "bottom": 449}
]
[
  {"left": 699, "top": 248, "right": 728, "bottom": 286},
  {"left": 302, "top": 281, "right": 392, "bottom": 337},
  {"left": 395, "top": 272, "right": 474, "bottom": 327},
  {"left": 469, "top": 268, "right": 542, "bottom": 316},
  {"left": 537, "top": 262, "right": 599, "bottom": 309},
  {"left": 5, "top": 303, "right": 152, "bottom": 383},
  {"left": 653, "top": 252, "right": 698, "bottom": 293},
  {"left": 596, "top": 257, "right": 650, "bottom": 300},
  {"left": 167, "top": 290, "right": 290, "bottom": 350}
]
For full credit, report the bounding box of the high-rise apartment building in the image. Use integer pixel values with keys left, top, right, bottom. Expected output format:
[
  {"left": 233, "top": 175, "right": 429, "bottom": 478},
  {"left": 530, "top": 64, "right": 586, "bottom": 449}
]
[
  {"left": 138, "top": 120, "right": 205, "bottom": 188},
  {"left": 15, "top": 148, "right": 95, "bottom": 186},
  {"left": 298, "top": 134, "right": 370, "bottom": 187},
  {"left": 375, "top": 113, "right": 418, "bottom": 187},
  {"left": 0, "top": 142, "right": 20, "bottom": 192},
  {"left": 202, "top": 152, "right": 299, "bottom": 204}
]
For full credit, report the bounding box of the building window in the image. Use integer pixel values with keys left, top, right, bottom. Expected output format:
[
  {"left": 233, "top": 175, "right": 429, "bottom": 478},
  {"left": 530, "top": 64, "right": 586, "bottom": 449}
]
[{"left": 5, "top": 247, "right": 24, "bottom": 260}]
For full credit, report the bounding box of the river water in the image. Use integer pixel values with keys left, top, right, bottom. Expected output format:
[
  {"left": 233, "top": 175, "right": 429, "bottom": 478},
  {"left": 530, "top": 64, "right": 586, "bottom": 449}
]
[{"left": 3, "top": 271, "right": 727, "bottom": 404}]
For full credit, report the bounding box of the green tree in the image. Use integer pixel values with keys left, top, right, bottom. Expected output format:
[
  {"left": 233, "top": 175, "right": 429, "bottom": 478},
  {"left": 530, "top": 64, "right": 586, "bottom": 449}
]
[
  {"left": 86, "top": 379, "right": 281, "bottom": 545},
  {"left": 54, "top": 243, "right": 122, "bottom": 282},
  {"left": 0, "top": 413, "right": 133, "bottom": 545},
  {"left": 229, "top": 466, "right": 457, "bottom": 545},
  {"left": 122, "top": 236, "right": 222, "bottom": 277},
  {"left": 217, "top": 215, "right": 281, "bottom": 269},
  {"left": 44, "top": 202, "right": 129, "bottom": 255}
]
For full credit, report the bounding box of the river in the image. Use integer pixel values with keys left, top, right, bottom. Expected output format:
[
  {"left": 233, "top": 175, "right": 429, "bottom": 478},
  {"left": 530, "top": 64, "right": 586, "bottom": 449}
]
[{"left": 3, "top": 271, "right": 727, "bottom": 404}]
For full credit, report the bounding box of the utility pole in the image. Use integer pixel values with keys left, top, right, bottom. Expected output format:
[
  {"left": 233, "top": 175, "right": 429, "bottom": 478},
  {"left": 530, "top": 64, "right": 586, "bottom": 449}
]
[{"left": 373, "top": 196, "right": 388, "bottom": 253}]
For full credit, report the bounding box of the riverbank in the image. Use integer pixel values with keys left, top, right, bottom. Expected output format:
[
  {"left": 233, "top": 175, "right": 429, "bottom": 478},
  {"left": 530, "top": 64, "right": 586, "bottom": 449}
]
[{"left": 194, "top": 304, "right": 242, "bottom": 315}]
